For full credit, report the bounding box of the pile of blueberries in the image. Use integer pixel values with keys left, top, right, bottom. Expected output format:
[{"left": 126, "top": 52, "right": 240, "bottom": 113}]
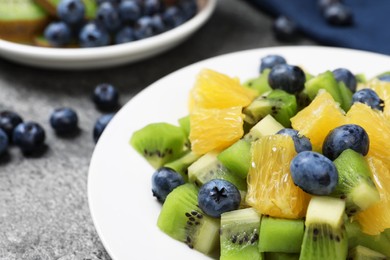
[
  {"left": 0, "top": 83, "right": 119, "bottom": 158},
  {"left": 44, "top": 0, "right": 197, "bottom": 47}
]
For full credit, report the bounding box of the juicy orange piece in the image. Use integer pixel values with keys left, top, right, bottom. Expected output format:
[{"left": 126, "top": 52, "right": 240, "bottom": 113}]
[
  {"left": 355, "top": 156, "right": 390, "bottom": 235},
  {"left": 189, "top": 106, "right": 245, "bottom": 155},
  {"left": 290, "top": 90, "right": 346, "bottom": 152},
  {"left": 188, "top": 69, "right": 257, "bottom": 111},
  {"left": 246, "top": 135, "right": 311, "bottom": 219}
]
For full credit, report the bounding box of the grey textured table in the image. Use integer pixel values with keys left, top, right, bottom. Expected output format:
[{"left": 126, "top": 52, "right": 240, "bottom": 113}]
[{"left": 0, "top": 1, "right": 316, "bottom": 259}]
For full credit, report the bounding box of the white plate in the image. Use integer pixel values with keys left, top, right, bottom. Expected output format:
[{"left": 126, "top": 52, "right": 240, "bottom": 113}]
[
  {"left": 88, "top": 46, "right": 390, "bottom": 260},
  {"left": 0, "top": 0, "right": 216, "bottom": 70}
]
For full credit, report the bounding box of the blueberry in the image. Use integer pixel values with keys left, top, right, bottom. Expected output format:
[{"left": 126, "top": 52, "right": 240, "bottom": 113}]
[
  {"left": 332, "top": 68, "right": 357, "bottom": 92},
  {"left": 143, "top": 0, "right": 161, "bottom": 16},
  {"left": 93, "top": 113, "right": 114, "bottom": 142},
  {"left": 133, "top": 16, "right": 155, "bottom": 40},
  {"left": 179, "top": 0, "right": 197, "bottom": 20},
  {"left": 276, "top": 128, "right": 312, "bottom": 153},
  {"left": 118, "top": 0, "right": 141, "bottom": 23},
  {"left": 96, "top": 2, "right": 122, "bottom": 32},
  {"left": 151, "top": 167, "right": 185, "bottom": 203},
  {"left": 44, "top": 22, "right": 73, "bottom": 47},
  {"left": 0, "top": 129, "right": 9, "bottom": 156},
  {"left": 322, "top": 124, "right": 369, "bottom": 160},
  {"left": 352, "top": 89, "right": 384, "bottom": 111},
  {"left": 323, "top": 3, "right": 353, "bottom": 26},
  {"left": 378, "top": 74, "right": 390, "bottom": 82},
  {"left": 272, "top": 16, "right": 299, "bottom": 42},
  {"left": 259, "top": 54, "right": 287, "bottom": 73},
  {"left": 268, "top": 64, "right": 306, "bottom": 94},
  {"left": 198, "top": 179, "right": 241, "bottom": 218},
  {"left": 96, "top": 0, "right": 120, "bottom": 6},
  {"left": 162, "top": 6, "right": 185, "bottom": 29},
  {"left": 79, "top": 22, "right": 110, "bottom": 47},
  {"left": 92, "top": 83, "right": 120, "bottom": 111},
  {"left": 49, "top": 107, "right": 79, "bottom": 135},
  {"left": 57, "top": 0, "right": 85, "bottom": 25},
  {"left": 150, "top": 15, "right": 166, "bottom": 34},
  {"left": 0, "top": 110, "right": 23, "bottom": 140},
  {"left": 290, "top": 151, "right": 338, "bottom": 195},
  {"left": 115, "top": 26, "right": 135, "bottom": 44},
  {"left": 13, "top": 122, "right": 46, "bottom": 154}
]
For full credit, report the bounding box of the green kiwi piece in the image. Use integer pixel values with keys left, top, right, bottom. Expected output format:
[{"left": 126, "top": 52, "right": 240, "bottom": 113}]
[
  {"left": 348, "top": 245, "right": 387, "bottom": 260},
  {"left": 259, "top": 216, "right": 304, "bottom": 253},
  {"left": 338, "top": 82, "right": 353, "bottom": 112},
  {"left": 157, "top": 183, "right": 220, "bottom": 256},
  {"left": 178, "top": 115, "right": 190, "bottom": 138},
  {"left": 243, "top": 69, "right": 272, "bottom": 95},
  {"left": 243, "top": 114, "right": 284, "bottom": 142},
  {"left": 164, "top": 151, "right": 200, "bottom": 181},
  {"left": 34, "top": 0, "right": 96, "bottom": 18},
  {"left": 332, "top": 149, "right": 380, "bottom": 216},
  {"left": 265, "top": 252, "right": 300, "bottom": 260},
  {"left": 355, "top": 73, "right": 367, "bottom": 84},
  {"left": 300, "top": 196, "right": 348, "bottom": 260},
  {"left": 243, "top": 89, "right": 297, "bottom": 128},
  {"left": 130, "top": 122, "right": 188, "bottom": 169},
  {"left": 220, "top": 207, "right": 263, "bottom": 260},
  {"left": 187, "top": 151, "right": 247, "bottom": 191},
  {"left": 304, "top": 71, "right": 343, "bottom": 105},
  {"left": 217, "top": 140, "right": 251, "bottom": 179}
]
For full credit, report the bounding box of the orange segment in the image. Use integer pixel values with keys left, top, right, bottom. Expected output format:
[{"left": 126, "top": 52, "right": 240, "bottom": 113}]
[
  {"left": 354, "top": 156, "right": 390, "bottom": 235},
  {"left": 188, "top": 69, "right": 257, "bottom": 111},
  {"left": 290, "top": 90, "right": 346, "bottom": 152},
  {"left": 246, "top": 135, "right": 310, "bottom": 219},
  {"left": 189, "top": 106, "right": 245, "bottom": 155}
]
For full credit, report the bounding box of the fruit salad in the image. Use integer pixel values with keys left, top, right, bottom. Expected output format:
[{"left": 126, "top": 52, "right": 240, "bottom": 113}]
[{"left": 130, "top": 54, "right": 390, "bottom": 260}]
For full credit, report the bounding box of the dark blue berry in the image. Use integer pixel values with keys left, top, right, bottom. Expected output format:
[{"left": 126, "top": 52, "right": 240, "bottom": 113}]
[
  {"left": 0, "top": 129, "right": 9, "bottom": 156},
  {"left": 290, "top": 151, "right": 338, "bottom": 195},
  {"left": 322, "top": 124, "right": 369, "bottom": 161},
  {"left": 198, "top": 179, "right": 241, "bottom": 218},
  {"left": 272, "top": 16, "right": 299, "bottom": 42},
  {"left": 133, "top": 16, "right": 155, "bottom": 40},
  {"left": 151, "top": 167, "right": 185, "bottom": 203},
  {"left": 143, "top": 0, "right": 161, "bottom": 16},
  {"left": 352, "top": 89, "right": 384, "bottom": 111},
  {"left": 332, "top": 68, "right": 357, "bottom": 92},
  {"left": 57, "top": 0, "right": 85, "bottom": 25},
  {"left": 162, "top": 6, "right": 185, "bottom": 29},
  {"left": 378, "top": 74, "right": 390, "bottom": 82},
  {"left": 179, "top": 0, "right": 197, "bottom": 20},
  {"left": 44, "top": 22, "right": 72, "bottom": 47},
  {"left": 0, "top": 110, "right": 23, "bottom": 140},
  {"left": 115, "top": 26, "right": 135, "bottom": 44},
  {"left": 49, "top": 107, "right": 79, "bottom": 135},
  {"left": 118, "top": 0, "right": 141, "bottom": 23},
  {"left": 13, "top": 122, "right": 46, "bottom": 154},
  {"left": 323, "top": 3, "right": 353, "bottom": 26},
  {"left": 150, "top": 15, "right": 165, "bottom": 34},
  {"left": 79, "top": 22, "right": 110, "bottom": 47},
  {"left": 96, "top": 0, "right": 120, "bottom": 6},
  {"left": 276, "top": 128, "right": 312, "bottom": 153},
  {"left": 268, "top": 64, "right": 306, "bottom": 94},
  {"left": 92, "top": 83, "right": 120, "bottom": 111},
  {"left": 259, "top": 54, "right": 287, "bottom": 73},
  {"left": 96, "top": 2, "right": 122, "bottom": 32},
  {"left": 93, "top": 113, "right": 114, "bottom": 142}
]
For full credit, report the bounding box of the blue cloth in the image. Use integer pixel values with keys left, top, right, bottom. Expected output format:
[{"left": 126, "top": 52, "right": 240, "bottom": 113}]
[{"left": 246, "top": 0, "right": 390, "bottom": 55}]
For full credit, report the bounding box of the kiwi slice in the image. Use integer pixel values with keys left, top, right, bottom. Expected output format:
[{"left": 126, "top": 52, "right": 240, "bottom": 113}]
[
  {"left": 220, "top": 207, "right": 263, "bottom": 260},
  {"left": 130, "top": 122, "right": 188, "bottom": 169},
  {"left": 178, "top": 115, "right": 190, "bottom": 138},
  {"left": 243, "top": 69, "right": 272, "bottom": 95},
  {"left": 332, "top": 149, "right": 380, "bottom": 216},
  {"left": 243, "top": 114, "right": 284, "bottom": 142},
  {"left": 34, "top": 0, "right": 96, "bottom": 18},
  {"left": 0, "top": 0, "right": 50, "bottom": 42},
  {"left": 243, "top": 89, "right": 297, "bottom": 128},
  {"left": 300, "top": 196, "right": 348, "bottom": 260},
  {"left": 348, "top": 245, "right": 387, "bottom": 260},
  {"left": 304, "top": 71, "right": 343, "bottom": 106},
  {"left": 157, "top": 183, "right": 220, "bottom": 256},
  {"left": 259, "top": 216, "right": 304, "bottom": 253},
  {"left": 338, "top": 82, "right": 353, "bottom": 112},
  {"left": 187, "top": 151, "right": 247, "bottom": 191},
  {"left": 164, "top": 151, "right": 200, "bottom": 181},
  {"left": 265, "top": 252, "right": 300, "bottom": 260}
]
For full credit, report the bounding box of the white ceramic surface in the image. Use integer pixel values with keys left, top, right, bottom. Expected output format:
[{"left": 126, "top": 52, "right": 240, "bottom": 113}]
[
  {"left": 0, "top": 0, "right": 216, "bottom": 70},
  {"left": 88, "top": 46, "right": 390, "bottom": 260}
]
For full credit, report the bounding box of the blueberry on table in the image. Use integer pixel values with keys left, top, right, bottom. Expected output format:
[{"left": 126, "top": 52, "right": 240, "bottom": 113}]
[
  {"left": 96, "top": 2, "right": 122, "bottom": 32},
  {"left": 332, "top": 68, "right": 357, "bottom": 92},
  {"left": 276, "top": 128, "right": 312, "bottom": 153},
  {"left": 272, "top": 16, "right": 299, "bottom": 42},
  {"left": 93, "top": 113, "right": 114, "bottom": 143},
  {"left": 268, "top": 64, "right": 306, "bottom": 94},
  {"left": 0, "top": 110, "right": 23, "bottom": 140},
  {"left": 49, "top": 107, "right": 79, "bottom": 135},
  {"left": 322, "top": 124, "right": 369, "bottom": 160},
  {"left": 57, "top": 0, "right": 86, "bottom": 25},
  {"left": 290, "top": 151, "right": 338, "bottom": 195},
  {"left": 44, "top": 22, "right": 73, "bottom": 47},
  {"left": 259, "top": 54, "right": 287, "bottom": 73},
  {"left": 92, "top": 83, "right": 120, "bottom": 111},
  {"left": 323, "top": 3, "right": 353, "bottom": 26},
  {"left": 151, "top": 167, "right": 185, "bottom": 203},
  {"left": 79, "top": 23, "right": 110, "bottom": 47},
  {"left": 198, "top": 179, "right": 241, "bottom": 218},
  {"left": 352, "top": 89, "right": 384, "bottom": 111},
  {"left": 13, "top": 122, "right": 46, "bottom": 154},
  {"left": 118, "top": 0, "right": 141, "bottom": 23},
  {"left": 0, "top": 129, "right": 9, "bottom": 156}
]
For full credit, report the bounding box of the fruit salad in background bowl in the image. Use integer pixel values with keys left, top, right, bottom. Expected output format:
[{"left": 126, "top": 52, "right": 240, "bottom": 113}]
[
  {"left": 87, "top": 46, "right": 390, "bottom": 260},
  {"left": 0, "top": 0, "right": 216, "bottom": 69}
]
